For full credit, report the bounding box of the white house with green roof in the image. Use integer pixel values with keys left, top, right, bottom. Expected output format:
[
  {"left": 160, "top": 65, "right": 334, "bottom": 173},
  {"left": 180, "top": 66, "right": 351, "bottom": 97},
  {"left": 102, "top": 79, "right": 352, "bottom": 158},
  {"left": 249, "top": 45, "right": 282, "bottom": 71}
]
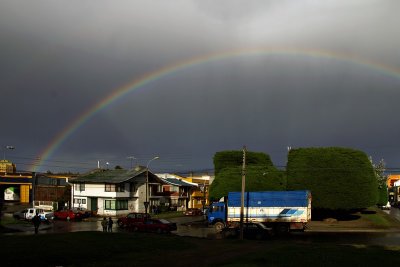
[{"left": 69, "top": 166, "right": 166, "bottom": 216}]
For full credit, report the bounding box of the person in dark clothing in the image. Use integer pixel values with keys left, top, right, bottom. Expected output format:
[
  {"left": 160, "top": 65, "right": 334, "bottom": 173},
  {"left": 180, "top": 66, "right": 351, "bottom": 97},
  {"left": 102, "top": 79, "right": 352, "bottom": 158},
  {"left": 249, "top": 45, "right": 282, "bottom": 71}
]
[
  {"left": 32, "top": 212, "right": 41, "bottom": 234},
  {"left": 108, "top": 217, "right": 113, "bottom": 232},
  {"left": 101, "top": 217, "right": 107, "bottom": 232}
]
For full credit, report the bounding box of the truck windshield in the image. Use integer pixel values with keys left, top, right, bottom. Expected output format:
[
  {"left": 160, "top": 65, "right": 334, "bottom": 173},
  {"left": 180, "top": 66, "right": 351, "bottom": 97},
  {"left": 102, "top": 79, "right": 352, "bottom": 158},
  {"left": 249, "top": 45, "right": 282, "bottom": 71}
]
[{"left": 211, "top": 205, "right": 224, "bottom": 213}]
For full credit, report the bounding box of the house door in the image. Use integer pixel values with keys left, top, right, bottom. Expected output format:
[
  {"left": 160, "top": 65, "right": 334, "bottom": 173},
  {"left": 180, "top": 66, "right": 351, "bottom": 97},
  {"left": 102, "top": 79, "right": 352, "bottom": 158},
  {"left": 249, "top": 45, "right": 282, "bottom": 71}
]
[{"left": 90, "top": 198, "right": 98, "bottom": 213}]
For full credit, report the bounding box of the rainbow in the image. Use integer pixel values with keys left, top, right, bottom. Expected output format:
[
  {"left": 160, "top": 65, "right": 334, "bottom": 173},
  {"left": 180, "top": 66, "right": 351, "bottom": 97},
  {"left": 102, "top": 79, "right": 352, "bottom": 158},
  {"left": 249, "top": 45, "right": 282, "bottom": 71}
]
[{"left": 32, "top": 47, "right": 400, "bottom": 172}]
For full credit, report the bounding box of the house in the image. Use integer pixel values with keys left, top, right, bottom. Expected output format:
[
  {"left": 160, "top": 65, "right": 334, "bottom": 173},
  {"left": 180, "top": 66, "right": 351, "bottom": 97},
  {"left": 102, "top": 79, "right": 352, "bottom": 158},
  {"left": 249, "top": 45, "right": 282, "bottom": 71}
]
[
  {"left": 156, "top": 173, "right": 199, "bottom": 211},
  {"left": 33, "top": 173, "right": 72, "bottom": 210},
  {"left": 69, "top": 166, "right": 166, "bottom": 217}
]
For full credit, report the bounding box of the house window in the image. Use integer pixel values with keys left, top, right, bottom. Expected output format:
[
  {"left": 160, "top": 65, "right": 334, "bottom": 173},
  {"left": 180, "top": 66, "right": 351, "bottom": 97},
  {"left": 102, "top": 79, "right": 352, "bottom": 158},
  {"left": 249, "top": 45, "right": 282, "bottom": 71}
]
[
  {"left": 74, "top": 198, "right": 87, "bottom": 204},
  {"left": 105, "top": 183, "right": 124, "bottom": 192},
  {"left": 104, "top": 200, "right": 128, "bottom": 210},
  {"left": 74, "top": 183, "right": 85, "bottom": 191}
]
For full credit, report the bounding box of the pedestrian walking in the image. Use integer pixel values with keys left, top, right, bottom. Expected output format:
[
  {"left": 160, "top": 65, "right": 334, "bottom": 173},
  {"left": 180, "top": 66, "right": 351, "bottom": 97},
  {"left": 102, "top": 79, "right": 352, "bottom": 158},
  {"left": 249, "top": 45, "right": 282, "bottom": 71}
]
[
  {"left": 32, "top": 212, "right": 41, "bottom": 234},
  {"left": 101, "top": 217, "right": 107, "bottom": 232},
  {"left": 108, "top": 217, "right": 113, "bottom": 232}
]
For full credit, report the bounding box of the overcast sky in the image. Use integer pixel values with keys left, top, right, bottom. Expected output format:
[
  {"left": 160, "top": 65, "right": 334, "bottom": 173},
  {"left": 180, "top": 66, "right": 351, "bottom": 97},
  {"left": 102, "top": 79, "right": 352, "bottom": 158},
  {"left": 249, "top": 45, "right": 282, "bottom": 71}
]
[{"left": 1, "top": 0, "right": 399, "bottom": 173}]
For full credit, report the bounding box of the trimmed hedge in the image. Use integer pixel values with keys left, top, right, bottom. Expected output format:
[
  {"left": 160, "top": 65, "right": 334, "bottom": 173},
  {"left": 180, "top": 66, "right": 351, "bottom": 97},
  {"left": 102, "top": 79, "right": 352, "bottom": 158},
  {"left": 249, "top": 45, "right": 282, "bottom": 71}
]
[
  {"left": 210, "top": 150, "right": 285, "bottom": 200},
  {"left": 286, "top": 147, "right": 378, "bottom": 210}
]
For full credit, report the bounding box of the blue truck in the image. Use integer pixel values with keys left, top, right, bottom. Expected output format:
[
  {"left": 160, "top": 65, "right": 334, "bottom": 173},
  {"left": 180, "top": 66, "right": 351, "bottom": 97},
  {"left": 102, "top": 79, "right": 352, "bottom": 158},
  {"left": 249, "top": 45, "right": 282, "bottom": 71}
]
[{"left": 207, "top": 190, "right": 312, "bottom": 234}]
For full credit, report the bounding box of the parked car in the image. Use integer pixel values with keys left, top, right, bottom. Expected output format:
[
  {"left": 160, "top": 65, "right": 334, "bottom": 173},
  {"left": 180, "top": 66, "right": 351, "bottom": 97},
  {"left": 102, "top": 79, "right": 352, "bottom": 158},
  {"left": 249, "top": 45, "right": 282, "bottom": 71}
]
[
  {"left": 54, "top": 209, "right": 83, "bottom": 220},
  {"left": 222, "top": 222, "right": 272, "bottom": 240},
  {"left": 183, "top": 208, "right": 203, "bottom": 216},
  {"left": 117, "top": 212, "right": 151, "bottom": 228},
  {"left": 13, "top": 209, "right": 28, "bottom": 220},
  {"left": 131, "top": 219, "right": 177, "bottom": 233}
]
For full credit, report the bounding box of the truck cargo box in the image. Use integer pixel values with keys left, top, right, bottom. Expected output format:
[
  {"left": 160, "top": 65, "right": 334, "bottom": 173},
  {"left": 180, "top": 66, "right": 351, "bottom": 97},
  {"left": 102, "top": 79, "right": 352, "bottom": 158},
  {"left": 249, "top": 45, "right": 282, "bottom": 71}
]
[{"left": 227, "top": 190, "right": 311, "bottom": 223}]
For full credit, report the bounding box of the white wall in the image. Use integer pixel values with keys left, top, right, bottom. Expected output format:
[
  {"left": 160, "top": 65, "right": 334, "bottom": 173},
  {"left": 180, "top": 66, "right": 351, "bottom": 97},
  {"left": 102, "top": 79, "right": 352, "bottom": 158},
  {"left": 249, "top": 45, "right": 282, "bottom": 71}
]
[{"left": 71, "top": 182, "right": 147, "bottom": 216}]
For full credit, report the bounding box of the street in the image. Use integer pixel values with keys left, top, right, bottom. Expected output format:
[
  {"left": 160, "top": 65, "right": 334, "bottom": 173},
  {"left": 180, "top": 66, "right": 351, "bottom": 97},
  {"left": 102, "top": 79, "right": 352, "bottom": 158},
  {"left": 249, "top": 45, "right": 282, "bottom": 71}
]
[{"left": 4, "top": 212, "right": 400, "bottom": 247}]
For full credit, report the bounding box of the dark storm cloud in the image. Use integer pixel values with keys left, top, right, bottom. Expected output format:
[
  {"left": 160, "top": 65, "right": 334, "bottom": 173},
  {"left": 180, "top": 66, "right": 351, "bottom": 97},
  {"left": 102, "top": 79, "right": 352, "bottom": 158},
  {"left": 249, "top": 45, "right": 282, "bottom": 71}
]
[{"left": 1, "top": 0, "right": 399, "bottom": 172}]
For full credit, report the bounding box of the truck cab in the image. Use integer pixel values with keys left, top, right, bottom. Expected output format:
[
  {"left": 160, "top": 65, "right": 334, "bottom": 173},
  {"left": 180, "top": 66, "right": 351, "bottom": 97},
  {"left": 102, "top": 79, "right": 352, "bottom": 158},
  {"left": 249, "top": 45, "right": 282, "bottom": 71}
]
[
  {"left": 207, "top": 202, "right": 227, "bottom": 231},
  {"left": 25, "top": 208, "right": 54, "bottom": 221}
]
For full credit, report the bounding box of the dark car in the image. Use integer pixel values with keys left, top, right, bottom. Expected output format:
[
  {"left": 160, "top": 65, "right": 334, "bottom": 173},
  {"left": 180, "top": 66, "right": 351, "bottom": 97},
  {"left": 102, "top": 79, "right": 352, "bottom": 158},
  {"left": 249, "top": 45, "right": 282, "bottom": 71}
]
[
  {"left": 183, "top": 208, "right": 203, "bottom": 216},
  {"left": 222, "top": 222, "right": 272, "bottom": 240},
  {"left": 73, "top": 208, "right": 92, "bottom": 218},
  {"left": 117, "top": 212, "right": 151, "bottom": 228},
  {"left": 131, "top": 219, "right": 177, "bottom": 233}
]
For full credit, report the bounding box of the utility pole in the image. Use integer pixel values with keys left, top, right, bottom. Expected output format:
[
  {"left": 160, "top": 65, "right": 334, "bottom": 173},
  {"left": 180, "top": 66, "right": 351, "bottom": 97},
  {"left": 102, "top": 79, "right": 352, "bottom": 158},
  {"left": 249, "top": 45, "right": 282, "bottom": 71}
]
[{"left": 240, "top": 145, "right": 246, "bottom": 240}]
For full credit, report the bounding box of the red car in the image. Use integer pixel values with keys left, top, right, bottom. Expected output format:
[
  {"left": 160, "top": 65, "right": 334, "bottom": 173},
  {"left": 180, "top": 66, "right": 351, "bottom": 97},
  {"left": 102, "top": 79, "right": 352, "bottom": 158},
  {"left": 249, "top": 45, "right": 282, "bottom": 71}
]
[
  {"left": 131, "top": 219, "right": 177, "bottom": 233},
  {"left": 117, "top": 212, "right": 151, "bottom": 228},
  {"left": 54, "top": 209, "right": 82, "bottom": 221}
]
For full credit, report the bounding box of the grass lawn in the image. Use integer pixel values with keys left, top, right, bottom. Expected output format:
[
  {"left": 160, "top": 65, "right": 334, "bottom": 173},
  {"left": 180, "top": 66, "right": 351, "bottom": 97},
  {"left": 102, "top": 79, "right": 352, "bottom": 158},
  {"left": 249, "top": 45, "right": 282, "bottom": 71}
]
[{"left": 1, "top": 231, "right": 400, "bottom": 267}]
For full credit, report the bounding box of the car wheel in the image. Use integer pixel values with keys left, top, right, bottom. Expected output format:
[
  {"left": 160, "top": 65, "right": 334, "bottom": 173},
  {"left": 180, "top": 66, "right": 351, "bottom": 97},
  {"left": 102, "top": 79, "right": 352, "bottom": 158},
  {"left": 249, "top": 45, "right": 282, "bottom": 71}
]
[
  {"left": 66, "top": 216, "right": 70, "bottom": 221},
  {"left": 118, "top": 221, "right": 124, "bottom": 228},
  {"left": 156, "top": 228, "right": 163, "bottom": 234},
  {"left": 275, "top": 224, "right": 289, "bottom": 235},
  {"left": 133, "top": 226, "right": 139, "bottom": 232},
  {"left": 255, "top": 233, "right": 264, "bottom": 240}
]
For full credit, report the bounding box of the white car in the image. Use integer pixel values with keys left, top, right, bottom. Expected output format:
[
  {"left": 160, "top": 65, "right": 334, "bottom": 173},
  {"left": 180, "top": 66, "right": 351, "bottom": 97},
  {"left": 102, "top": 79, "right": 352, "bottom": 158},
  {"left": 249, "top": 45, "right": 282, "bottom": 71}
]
[{"left": 380, "top": 202, "right": 391, "bottom": 210}]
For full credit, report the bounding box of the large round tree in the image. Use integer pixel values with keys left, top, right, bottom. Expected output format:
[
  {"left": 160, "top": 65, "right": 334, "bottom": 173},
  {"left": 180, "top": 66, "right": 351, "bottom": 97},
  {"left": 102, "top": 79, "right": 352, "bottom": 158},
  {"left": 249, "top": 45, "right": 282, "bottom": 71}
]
[{"left": 287, "top": 147, "right": 378, "bottom": 210}]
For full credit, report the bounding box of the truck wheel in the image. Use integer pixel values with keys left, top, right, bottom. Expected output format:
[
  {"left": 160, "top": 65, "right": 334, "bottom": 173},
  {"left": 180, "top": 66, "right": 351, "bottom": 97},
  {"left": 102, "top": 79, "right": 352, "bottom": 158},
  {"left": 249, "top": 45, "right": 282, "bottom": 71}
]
[{"left": 214, "top": 222, "right": 225, "bottom": 232}]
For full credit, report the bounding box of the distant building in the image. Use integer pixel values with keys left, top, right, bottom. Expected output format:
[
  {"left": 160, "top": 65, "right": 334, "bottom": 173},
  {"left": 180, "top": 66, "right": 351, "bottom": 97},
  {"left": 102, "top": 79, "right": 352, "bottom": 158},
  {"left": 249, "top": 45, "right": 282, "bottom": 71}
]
[
  {"left": 0, "top": 160, "right": 16, "bottom": 174},
  {"left": 183, "top": 174, "right": 214, "bottom": 210},
  {"left": 387, "top": 174, "right": 400, "bottom": 188}
]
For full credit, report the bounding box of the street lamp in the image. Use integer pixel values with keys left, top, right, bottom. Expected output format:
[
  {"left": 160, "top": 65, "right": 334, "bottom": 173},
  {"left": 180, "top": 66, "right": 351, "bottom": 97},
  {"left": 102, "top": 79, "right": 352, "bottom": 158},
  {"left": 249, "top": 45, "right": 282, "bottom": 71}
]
[
  {"left": 145, "top": 156, "right": 159, "bottom": 215},
  {"left": 3, "top": 145, "right": 15, "bottom": 160}
]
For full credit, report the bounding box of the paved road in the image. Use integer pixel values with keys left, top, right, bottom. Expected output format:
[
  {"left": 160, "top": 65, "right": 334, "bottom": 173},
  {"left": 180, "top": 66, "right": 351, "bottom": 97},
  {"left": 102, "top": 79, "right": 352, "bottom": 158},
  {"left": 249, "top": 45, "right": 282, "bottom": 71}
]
[{"left": 3, "top": 215, "right": 213, "bottom": 237}]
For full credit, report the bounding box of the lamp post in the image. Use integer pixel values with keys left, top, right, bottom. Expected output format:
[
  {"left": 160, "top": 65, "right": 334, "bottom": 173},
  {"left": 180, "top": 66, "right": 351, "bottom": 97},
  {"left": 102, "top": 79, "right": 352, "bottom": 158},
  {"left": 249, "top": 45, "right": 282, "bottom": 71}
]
[
  {"left": 145, "top": 156, "right": 159, "bottom": 215},
  {"left": 127, "top": 156, "right": 136, "bottom": 169}
]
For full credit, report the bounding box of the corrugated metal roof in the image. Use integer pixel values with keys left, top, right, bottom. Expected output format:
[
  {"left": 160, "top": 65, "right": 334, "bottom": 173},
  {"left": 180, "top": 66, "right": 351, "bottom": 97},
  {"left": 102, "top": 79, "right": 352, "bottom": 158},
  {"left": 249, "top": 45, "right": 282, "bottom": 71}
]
[{"left": 161, "top": 177, "right": 198, "bottom": 187}]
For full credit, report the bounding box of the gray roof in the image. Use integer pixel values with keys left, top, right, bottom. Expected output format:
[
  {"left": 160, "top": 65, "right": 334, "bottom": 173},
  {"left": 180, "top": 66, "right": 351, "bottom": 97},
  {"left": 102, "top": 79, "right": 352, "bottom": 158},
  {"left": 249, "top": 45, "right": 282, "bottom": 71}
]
[{"left": 70, "top": 166, "right": 163, "bottom": 184}]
